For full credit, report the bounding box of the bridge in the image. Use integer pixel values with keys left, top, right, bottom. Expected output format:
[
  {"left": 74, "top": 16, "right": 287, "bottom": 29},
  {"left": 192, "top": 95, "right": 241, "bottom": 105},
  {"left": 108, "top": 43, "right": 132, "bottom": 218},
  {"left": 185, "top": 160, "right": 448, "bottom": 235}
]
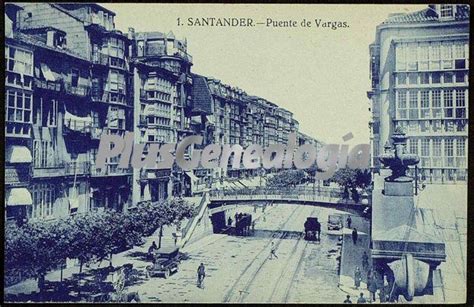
[
  {"left": 180, "top": 186, "right": 371, "bottom": 247},
  {"left": 208, "top": 186, "right": 371, "bottom": 216}
]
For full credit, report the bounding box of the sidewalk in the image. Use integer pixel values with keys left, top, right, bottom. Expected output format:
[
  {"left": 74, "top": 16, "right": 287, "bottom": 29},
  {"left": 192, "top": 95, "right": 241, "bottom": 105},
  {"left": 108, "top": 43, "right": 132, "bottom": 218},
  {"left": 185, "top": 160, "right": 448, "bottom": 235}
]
[
  {"left": 338, "top": 214, "right": 372, "bottom": 301},
  {"left": 5, "top": 197, "right": 203, "bottom": 297}
]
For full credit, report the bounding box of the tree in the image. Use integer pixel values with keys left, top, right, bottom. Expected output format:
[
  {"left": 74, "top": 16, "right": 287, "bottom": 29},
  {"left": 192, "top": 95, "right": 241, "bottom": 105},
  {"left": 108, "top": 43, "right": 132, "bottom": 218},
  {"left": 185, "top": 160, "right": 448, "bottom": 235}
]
[
  {"left": 5, "top": 197, "right": 196, "bottom": 289},
  {"left": 267, "top": 169, "right": 306, "bottom": 188},
  {"left": 330, "top": 168, "right": 372, "bottom": 200}
]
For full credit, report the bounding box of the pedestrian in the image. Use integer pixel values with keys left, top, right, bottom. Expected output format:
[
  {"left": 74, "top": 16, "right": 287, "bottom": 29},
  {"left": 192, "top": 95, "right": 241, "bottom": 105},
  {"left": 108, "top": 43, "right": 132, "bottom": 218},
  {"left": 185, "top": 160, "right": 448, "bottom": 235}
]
[
  {"left": 354, "top": 266, "right": 362, "bottom": 289},
  {"left": 362, "top": 251, "right": 369, "bottom": 270},
  {"left": 235, "top": 212, "right": 238, "bottom": 223},
  {"left": 269, "top": 242, "right": 278, "bottom": 259},
  {"left": 197, "top": 263, "right": 205, "bottom": 288},
  {"left": 148, "top": 241, "right": 158, "bottom": 260},
  {"left": 227, "top": 216, "right": 232, "bottom": 226},
  {"left": 352, "top": 228, "right": 358, "bottom": 245},
  {"left": 251, "top": 220, "right": 255, "bottom": 233},
  {"left": 357, "top": 292, "right": 367, "bottom": 303},
  {"left": 343, "top": 294, "right": 352, "bottom": 304},
  {"left": 347, "top": 216, "right": 352, "bottom": 228},
  {"left": 368, "top": 275, "right": 377, "bottom": 302}
]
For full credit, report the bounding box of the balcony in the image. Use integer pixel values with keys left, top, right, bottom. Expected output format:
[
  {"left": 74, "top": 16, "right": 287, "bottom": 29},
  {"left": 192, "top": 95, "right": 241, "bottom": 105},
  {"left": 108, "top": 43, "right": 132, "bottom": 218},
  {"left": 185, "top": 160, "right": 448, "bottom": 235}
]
[
  {"left": 32, "top": 164, "right": 65, "bottom": 178},
  {"left": 64, "top": 83, "right": 91, "bottom": 97},
  {"left": 65, "top": 162, "right": 90, "bottom": 176},
  {"left": 34, "top": 79, "right": 61, "bottom": 92},
  {"left": 63, "top": 118, "right": 92, "bottom": 134},
  {"left": 92, "top": 53, "right": 127, "bottom": 70},
  {"left": 91, "top": 53, "right": 109, "bottom": 66},
  {"left": 91, "top": 165, "right": 132, "bottom": 177}
]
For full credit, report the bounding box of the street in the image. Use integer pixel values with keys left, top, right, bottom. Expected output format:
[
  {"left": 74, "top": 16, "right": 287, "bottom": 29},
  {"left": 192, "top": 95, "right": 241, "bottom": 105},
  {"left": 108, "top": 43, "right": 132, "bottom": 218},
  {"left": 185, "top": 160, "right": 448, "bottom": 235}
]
[{"left": 128, "top": 204, "right": 346, "bottom": 303}]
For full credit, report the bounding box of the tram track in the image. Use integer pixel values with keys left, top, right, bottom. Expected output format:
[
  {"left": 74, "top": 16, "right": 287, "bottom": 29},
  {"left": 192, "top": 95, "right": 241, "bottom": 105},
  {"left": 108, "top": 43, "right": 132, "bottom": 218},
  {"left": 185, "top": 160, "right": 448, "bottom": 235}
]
[
  {"left": 268, "top": 207, "right": 320, "bottom": 302},
  {"left": 232, "top": 206, "right": 310, "bottom": 303},
  {"left": 222, "top": 205, "right": 302, "bottom": 302},
  {"left": 280, "top": 206, "right": 323, "bottom": 302}
]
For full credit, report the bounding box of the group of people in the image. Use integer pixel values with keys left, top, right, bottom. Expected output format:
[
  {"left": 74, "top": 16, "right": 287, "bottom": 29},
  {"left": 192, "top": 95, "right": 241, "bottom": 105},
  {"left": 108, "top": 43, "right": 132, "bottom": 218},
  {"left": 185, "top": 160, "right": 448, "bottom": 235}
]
[
  {"left": 231, "top": 212, "right": 254, "bottom": 236},
  {"left": 343, "top": 293, "right": 367, "bottom": 304},
  {"left": 353, "top": 262, "right": 392, "bottom": 303}
]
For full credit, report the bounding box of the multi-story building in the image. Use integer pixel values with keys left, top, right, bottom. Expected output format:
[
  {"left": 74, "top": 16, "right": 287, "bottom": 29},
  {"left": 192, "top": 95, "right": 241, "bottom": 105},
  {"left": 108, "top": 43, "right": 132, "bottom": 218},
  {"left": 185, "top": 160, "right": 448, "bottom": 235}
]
[
  {"left": 6, "top": 3, "right": 134, "bottom": 222},
  {"left": 368, "top": 4, "right": 469, "bottom": 183},
  {"left": 129, "top": 30, "right": 194, "bottom": 203},
  {"left": 5, "top": 2, "right": 324, "bottom": 223}
]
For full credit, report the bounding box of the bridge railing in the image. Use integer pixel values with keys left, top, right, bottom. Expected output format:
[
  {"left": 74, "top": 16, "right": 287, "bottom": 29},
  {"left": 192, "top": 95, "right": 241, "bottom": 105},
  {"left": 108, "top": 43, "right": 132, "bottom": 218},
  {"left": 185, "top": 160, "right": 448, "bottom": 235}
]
[{"left": 209, "top": 186, "right": 372, "bottom": 206}]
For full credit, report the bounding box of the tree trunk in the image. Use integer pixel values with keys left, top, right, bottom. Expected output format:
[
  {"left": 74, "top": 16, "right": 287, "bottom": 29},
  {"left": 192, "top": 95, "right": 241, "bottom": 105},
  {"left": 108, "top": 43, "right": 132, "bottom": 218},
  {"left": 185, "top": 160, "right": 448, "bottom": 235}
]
[
  {"left": 38, "top": 273, "right": 45, "bottom": 293},
  {"left": 79, "top": 259, "right": 83, "bottom": 273},
  {"left": 109, "top": 252, "right": 113, "bottom": 268},
  {"left": 158, "top": 225, "right": 163, "bottom": 248}
]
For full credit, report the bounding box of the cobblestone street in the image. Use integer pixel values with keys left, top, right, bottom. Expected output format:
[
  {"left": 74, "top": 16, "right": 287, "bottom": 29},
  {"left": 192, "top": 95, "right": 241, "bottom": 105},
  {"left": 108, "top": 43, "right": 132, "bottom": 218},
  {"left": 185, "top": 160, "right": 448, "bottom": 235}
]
[{"left": 128, "top": 205, "right": 347, "bottom": 303}]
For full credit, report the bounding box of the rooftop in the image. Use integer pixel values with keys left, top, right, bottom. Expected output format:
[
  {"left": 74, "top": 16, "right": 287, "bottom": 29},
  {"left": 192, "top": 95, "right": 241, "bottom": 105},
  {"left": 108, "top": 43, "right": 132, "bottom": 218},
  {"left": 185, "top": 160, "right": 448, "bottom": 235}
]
[{"left": 382, "top": 5, "right": 469, "bottom": 25}]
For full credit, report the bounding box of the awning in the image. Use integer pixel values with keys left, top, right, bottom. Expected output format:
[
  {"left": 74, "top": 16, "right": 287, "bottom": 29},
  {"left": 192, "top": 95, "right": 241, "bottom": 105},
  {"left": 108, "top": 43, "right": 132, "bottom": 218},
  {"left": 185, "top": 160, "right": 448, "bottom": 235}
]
[
  {"left": 7, "top": 188, "right": 33, "bottom": 206},
  {"left": 64, "top": 110, "right": 92, "bottom": 123},
  {"left": 6, "top": 145, "right": 32, "bottom": 163},
  {"left": 40, "top": 63, "right": 56, "bottom": 81}
]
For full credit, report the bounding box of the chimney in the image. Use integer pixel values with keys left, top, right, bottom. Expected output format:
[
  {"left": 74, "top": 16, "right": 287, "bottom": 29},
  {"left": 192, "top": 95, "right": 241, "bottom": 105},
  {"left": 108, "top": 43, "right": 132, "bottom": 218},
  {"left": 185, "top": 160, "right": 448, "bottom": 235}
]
[{"left": 128, "top": 27, "right": 135, "bottom": 39}]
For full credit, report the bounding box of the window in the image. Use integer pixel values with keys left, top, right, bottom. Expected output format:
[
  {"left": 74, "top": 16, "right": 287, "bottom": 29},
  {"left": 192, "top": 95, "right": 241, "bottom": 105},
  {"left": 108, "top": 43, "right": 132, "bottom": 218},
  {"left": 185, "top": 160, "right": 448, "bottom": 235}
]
[
  {"left": 396, "top": 44, "right": 406, "bottom": 71},
  {"left": 32, "top": 183, "right": 57, "bottom": 219},
  {"left": 441, "top": 44, "right": 453, "bottom": 69},
  {"left": 444, "top": 139, "right": 454, "bottom": 167},
  {"left": 430, "top": 43, "right": 440, "bottom": 70},
  {"left": 454, "top": 42, "right": 466, "bottom": 69},
  {"left": 33, "top": 140, "right": 57, "bottom": 168},
  {"left": 71, "top": 68, "right": 79, "bottom": 87},
  {"left": 456, "top": 139, "right": 466, "bottom": 168},
  {"left": 455, "top": 72, "right": 464, "bottom": 83},
  {"left": 397, "top": 73, "right": 407, "bottom": 85},
  {"left": 440, "top": 5, "right": 454, "bottom": 18},
  {"left": 421, "top": 139, "right": 430, "bottom": 156},
  {"left": 408, "top": 73, "right": 418, "bottom": 85},
  {"left": 444, "top": 90, "right": 453, "bottom": 118},
  {"left": 432, "top": 90, "right": 442, "bottom": 118},
  {"left": 409, "top": 139, "right": 418, "bottom": 155},
  {"left": 432, "top": 72, "right": 441, "bottom": 84},
  {"left": 420, "top": 91, "right": 430, "bottom": 118},
  {"left": 443, "top": 72, "right": 453, "bottom": 84},
  {"left": 432, "top": 139, "right": 442, "bottom": 167},
  {"left": 456, "top": 139, "right": 465, "bottom": 157},
  {"left": 409, "top": 91, "right": 418, "bottom": 119},
  {"left": 432, "top": 120, "right": 442, "bottom": 132},
  {"left": 5, "top": 46, "right": 33, "bottom": 75},
  {"left": 455, "top": 89, "right": 466, "bottom": 119},
  {"left": 418, "top": 44, "right": 429, "bottom": 70},
  {"left": 35, "top": 98, "right": 58, "bottom": 127},
  {"left": 397, "top": 91, "right": 407, "bottom": 117},
  {"left": 407, "top": 44, "right": 418, "bottom": 71},
  {"left": 6, "top": 90, "right": 32, "bottom": 124},
  {"left": 420, "top": 73, "right": 429, "bottom": 84}
]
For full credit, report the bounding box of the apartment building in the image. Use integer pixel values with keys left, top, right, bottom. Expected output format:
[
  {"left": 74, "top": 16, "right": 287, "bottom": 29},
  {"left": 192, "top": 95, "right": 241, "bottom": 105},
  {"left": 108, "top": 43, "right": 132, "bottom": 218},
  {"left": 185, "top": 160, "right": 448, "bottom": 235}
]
[
  {"left": 368, "top": 4, "right": 469, "bottom": 183},
  {"left": 129, "top": 30, "right": 194, "bottom": 203},
  {"left": 5, "top": 3, "right": 134, "bottom": 222}
]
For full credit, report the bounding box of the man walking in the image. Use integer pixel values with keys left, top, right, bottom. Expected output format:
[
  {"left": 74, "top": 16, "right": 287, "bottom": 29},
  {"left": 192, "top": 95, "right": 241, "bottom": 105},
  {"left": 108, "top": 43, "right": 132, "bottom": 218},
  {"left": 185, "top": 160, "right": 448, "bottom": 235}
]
[
  {"left": 269, "top": 242, "right": 278, "bottom": 259},
  {"left": 197, "top": 263, "right": 205, "bottom": 288},
  {"left": 352, "top": 228, "right": 358, "bottom": 245},
  {"left": 362, "top": 251, "right": 369, "bottom": 270},
  {"left": 346, "top": 216, "right": 352, "bottom": 228},
  {"left": 354, "top": 266, "right": 362, "bottom": 290}
]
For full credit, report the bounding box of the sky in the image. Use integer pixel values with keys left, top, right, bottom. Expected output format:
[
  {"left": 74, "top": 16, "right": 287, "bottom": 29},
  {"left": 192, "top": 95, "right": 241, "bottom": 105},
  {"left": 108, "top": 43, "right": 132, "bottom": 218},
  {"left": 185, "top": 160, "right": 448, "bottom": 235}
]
[{"left": 102, "top": 3, "right": 425, "bottom": 145}]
